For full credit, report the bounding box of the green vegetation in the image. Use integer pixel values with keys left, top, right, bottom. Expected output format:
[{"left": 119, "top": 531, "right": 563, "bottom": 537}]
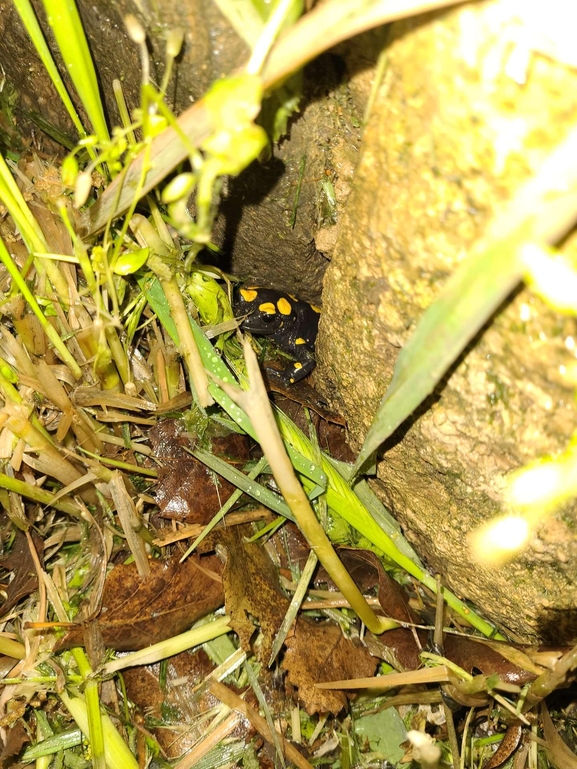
[{"left": 0, "top": 0, "right": 575, "bottom": 766}]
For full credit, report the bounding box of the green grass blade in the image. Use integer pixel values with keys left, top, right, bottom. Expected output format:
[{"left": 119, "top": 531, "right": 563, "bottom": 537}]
[
  {"left": 212, "top": 0, "right": 265, "bottom": 46},
  {"left": 179, "top": 455, "right": 270, "bottom": 560},
  {"left": 22, "top": 729, "right": 83, "bottom": 760},
  {"left": 40, "top": 0, "right": 110, "bottom": 142},
  {"left": 0, "top": 154, "right": 72, "bottom": 306},
  {"left": 12, "top": 0, "right": 89, "bottom": 142},
  {"left": 0, "top": 236, "right": 82, "bottom": 378},
  {"left": 0, "top": 153, "right": 48, "bottom": 253},
  {"left": 275, "top": 407, "right": 504, "bottom": 639},
  {"left": 191, "top": 446, "right": 295, "bottom": 521},
  {"left": 351, "top": 241, "right": 523, "bottom": 477},
  {"left": 328, "top": 455, "right": 425, "bottom": 569},
  {"left": 79, "top": 0, "right": 463, "bottom": 236},
  {"left": 59, "top": 689, "right": 138, "bottom": 769}
]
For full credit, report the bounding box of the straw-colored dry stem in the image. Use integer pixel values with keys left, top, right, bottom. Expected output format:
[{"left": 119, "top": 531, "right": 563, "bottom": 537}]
[{"left": 221, "top": 338, "right": 394, "bottom": 636}]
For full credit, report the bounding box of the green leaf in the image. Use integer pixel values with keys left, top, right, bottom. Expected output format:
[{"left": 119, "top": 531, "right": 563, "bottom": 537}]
[
  {"left": 191, "top": 446, "right": 295, "bottom": 521},
  {"left": 352, "top": 239, "right": 524, "bottom": 477},
  {"left": 12, "top": 0, "right": 89, "bottom": 144},
  {"left": 354, "top": 706, "right": 407, "bottom": 762},
  {"left": 113, "top": 248, "right": 149, "bottom": 276},
  {"left": 41, "top": 0, "right": 110, "bottom": 142},
  {"left": 22, "top": 729, "right": 83, "bottom": 760}
]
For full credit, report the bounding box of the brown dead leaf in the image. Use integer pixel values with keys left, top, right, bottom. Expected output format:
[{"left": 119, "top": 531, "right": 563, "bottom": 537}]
[
  {"left": 0, "top": 530, "right": 43, "bottom": 618},
  {"left": 283, "top": 619, "right": 377, "bottom": 714},
  {"left": 343, "top": 550, "right": 537, "bottom": 683},
  {"left": 0, "top": 719, "right": 29, "bottom": 766},
  {"left": 340, "top": 549, "right": 416, "bottom": 624},
  {"left": 444, "top": 636, "right": 536, "bottom": 685},
  {"left": 58, "top": 553, "right": 223, "bottom": 651},
  {"left": 149, "top": 419, "right": 249, "bottom": 523},
  {"left": 220, "top": 528, "right": 288, "bottom": 662}
]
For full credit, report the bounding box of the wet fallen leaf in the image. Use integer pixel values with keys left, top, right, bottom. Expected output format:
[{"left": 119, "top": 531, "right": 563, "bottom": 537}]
[
  {"left": 340, "top": 549, "right": 415, "bottom": 624},
  {"left": 283, "top": 619, "right": 377, "bottom": 714},
  {"left": 59, "top": 553, "right": 223, "bottom": 650},
  {"left": 220, "top": 528, "right": 378, "bottom": 714},
  {"left": 220, "top": 528, "right": 288, "bottom": 662},
  {"left": 149, "top": 419, "right": 250, "bottom": 523},
  {"left": 0, "top": 530, "right": 43, "bottom": 618},
  {"left": 444, "top": 636, "right": 536, "bottom": 685},
  {"left": 349, "top": 550, "right": 538, "bottom": 684}
]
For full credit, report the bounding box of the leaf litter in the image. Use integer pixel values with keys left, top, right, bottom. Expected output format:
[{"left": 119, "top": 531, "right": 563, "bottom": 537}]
[{"left": 0, "top": 153, "right": 575, "bottom": 769}]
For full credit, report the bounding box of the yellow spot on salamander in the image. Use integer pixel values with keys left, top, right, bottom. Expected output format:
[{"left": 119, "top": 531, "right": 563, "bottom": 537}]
[
  {"left": 311, "top": 303, "right": 321, "bottom": 313},
  {"left": 277, "top": 297, "right": 292, "bottom": 315},
  {"left": 295, "top": 338, "right": 306, "bottom": 345},
  {"left": 293, "top": 362, "right": 303, "bottom": 370},
  {"left": 240, "top": 288, "right": 258, "bottom": 302},
  {"left": 258, "top": 302, "right": 276, "bottom": 314}
]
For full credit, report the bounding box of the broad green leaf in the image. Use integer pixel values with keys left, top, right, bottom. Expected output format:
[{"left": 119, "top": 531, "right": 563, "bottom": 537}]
[
  {"left": 354, "top": 706, "right": 407, "bottom": 763},
  {"left": 352, "top": 240, "right": 524, "bottom": 477}
]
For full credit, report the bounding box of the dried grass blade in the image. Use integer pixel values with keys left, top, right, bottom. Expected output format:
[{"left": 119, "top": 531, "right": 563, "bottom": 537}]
[
  {"left": 108, "top": 471, "right": 150, "bottom": 578},
  {"left": 209, "top": 680, "right": 313, "bottom": 769},
  {"left": 316, "top": 666, "right": 451, "bottom": 690},
  {"left": 541, "top": 702, "right": 577, "bottom": 769}
]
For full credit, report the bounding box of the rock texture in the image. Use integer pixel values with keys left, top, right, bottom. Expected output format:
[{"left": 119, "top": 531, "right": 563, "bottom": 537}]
[{"left": 316, "top": 1, "right": 577, "bottom": 643}]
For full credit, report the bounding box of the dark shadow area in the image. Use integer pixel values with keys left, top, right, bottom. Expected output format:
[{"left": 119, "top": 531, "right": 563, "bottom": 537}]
[
  {"left": 536, "top": 606, "right": 577, "bottom": 646},
  {"left": 216, "top": 155, "right": 287, "bottom": 273}
]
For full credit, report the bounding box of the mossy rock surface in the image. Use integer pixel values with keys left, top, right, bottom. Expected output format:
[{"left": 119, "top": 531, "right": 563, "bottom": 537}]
[{"left": 316, "top": 1, "right": 577, "bottom": 643}]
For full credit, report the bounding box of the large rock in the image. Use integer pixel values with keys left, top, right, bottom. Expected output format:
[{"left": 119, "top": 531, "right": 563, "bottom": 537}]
[{"left": 316, "top": 1, "right": 577, "bottom": 643}]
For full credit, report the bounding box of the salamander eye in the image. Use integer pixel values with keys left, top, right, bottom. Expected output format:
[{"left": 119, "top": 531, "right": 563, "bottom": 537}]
[{"left": 260, "top": 312, "right": 276, "bottom": 323}]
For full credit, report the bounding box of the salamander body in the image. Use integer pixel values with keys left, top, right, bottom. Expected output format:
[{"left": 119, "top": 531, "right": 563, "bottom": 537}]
[{"left": 234, "top": 286, "right": 321, "bottom": 384}]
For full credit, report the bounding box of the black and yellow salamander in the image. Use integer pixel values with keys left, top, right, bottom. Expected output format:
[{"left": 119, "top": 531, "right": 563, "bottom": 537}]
[{"left": 234, "top": 286, "right": 321, "bottom": 384}]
